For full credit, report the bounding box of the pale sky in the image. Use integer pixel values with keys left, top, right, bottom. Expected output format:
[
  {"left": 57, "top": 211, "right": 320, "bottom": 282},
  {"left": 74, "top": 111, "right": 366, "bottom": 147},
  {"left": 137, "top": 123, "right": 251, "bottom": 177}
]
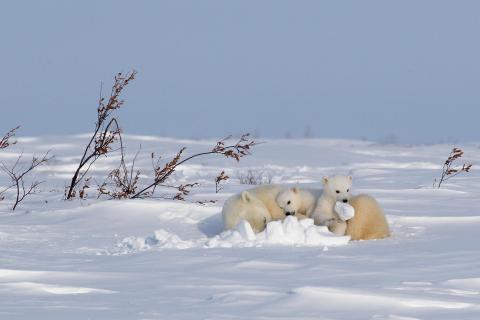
[{"left": 1, "top": 1, "right": 479, "bottom": 143}]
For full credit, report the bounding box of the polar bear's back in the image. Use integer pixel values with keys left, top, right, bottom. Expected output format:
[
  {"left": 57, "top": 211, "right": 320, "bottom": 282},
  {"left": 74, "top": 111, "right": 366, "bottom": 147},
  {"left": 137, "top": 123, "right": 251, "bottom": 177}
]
[
  {"left": 347, "top": 194, "right": 390, "bottom": 240},
  {"left": 248, "top": 184, "right": 285, "bottom": 220}
]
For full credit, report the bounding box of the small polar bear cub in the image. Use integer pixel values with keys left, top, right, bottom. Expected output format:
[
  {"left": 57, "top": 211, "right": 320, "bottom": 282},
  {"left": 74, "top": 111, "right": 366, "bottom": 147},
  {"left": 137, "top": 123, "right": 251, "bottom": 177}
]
[
  {"left": 310, "top": 175, "right": 354, "bottom": 235},
  {"left": 276, "top": 187, "right": 316, "bottom": 219}
]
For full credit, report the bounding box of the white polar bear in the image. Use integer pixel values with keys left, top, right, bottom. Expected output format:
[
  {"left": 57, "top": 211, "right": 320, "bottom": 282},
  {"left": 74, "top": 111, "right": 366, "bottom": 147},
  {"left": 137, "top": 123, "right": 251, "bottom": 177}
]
[
  {"left": 222, "top": 191, "right": 272, "bottom": 233},
  {"left": 276, "top": 187, "right": 317, "bottom": 220},
  {"left": 310, "top": 175, "right": 390, "bottom": 240},
  {"left": 222, "top": 185, "right": 317, "bottom": 233},
  {"left": 346, "top": 194, "right": 390, "bottom": 240},
  {"left": 245, "top": 184, "right": 286, "bottom": 221},
  {"left": 310, "top": 175, "right": 353, "bottom": 235}
]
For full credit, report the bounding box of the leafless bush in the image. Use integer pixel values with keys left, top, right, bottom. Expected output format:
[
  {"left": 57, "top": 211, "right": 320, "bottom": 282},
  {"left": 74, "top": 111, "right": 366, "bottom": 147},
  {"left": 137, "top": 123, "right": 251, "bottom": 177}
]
[
  {"left": 0, "top": 152, "right": 51, "bottom": 210},
  {"left": 237, "top": 169, "right": 272, "bottom": 185},
  {"left": 130, "top": 134, "right": 256, "bottom": 199},
  {"left": 434, "top": 147, "right": 472, "bottom": 188},
  {"left": 97, "top": 147, "right": 141, "bottom": 199},
  {"left": 66, "top": 70, "right": 136, "bottom": 199},
  {"left": 64, "top": 70, "right": 256, "bottom": 201},
  {"left": 215, "top": 170, "right": 229, "bottom": 193},
  {"left": 93, "top": 134, "right": 255, "bottom": 201}
]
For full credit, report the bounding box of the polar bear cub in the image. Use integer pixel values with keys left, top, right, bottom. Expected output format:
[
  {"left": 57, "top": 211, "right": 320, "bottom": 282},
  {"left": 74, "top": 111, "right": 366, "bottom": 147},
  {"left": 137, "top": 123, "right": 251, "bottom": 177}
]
[
  {"left": 246, "top": 184, "right": 316, "bottom": 221},
  {"left": 245, "top": 185, "right": 286, "bottom": 221},
  {"left": 222, "top": 191, "right": 272, "bottom": 233},
  {"left": 310, "top": 175, "right": 390, "bottom": 240},
  {"left": 222, "top": 185, "right": 316, "bottom": 233},
  {"left": 276, "top": 187, "right": 316, "bottom": 220},
  {"left": 347, "top": 194, "right": 390, "bottom": 240},
  {"left": 310, "top": 175, "right": 353, "bottom": 235}
]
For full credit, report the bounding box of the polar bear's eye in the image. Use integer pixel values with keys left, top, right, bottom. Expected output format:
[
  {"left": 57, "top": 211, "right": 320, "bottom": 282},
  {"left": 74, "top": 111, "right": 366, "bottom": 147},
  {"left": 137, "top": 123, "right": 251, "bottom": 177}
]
[
  {"left": 336, "top": 190, "right": 340, "bottom": 194},
  {"left": 347, "top": 189, "right": 350, "bottom": 192},
  {"left": 287, "top": 200, "right": 291, "bottom": 205}
]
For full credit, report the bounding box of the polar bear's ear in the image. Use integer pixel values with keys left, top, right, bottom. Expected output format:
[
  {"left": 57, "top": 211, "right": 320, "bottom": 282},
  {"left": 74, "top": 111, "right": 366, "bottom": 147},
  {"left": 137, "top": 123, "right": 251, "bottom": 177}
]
[
  {"left": 348, "top": 175, "right": 353, "bottom": 181},
  {"left": 241, "top": 191, "right": 251, "bottom": 202},
  {"left": 322, "top": 176, "right": 329, "bottom": 184},
  {"left": 292, "top": 187, "right": 299, "bottom": 194}
]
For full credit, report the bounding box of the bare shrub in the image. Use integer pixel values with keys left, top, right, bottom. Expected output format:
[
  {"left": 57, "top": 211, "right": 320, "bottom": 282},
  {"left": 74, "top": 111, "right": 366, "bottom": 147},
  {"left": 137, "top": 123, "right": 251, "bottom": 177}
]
[
  {"left": 434, "top": 147, "right": 472, "bottom": 188},
  {"left": 66, "top": 70, "right": 136, "bottom": 199},
  {"left": 97, "top": 147, "right": 141, "bottom": 199},
  {"left": 0, "top": 152, "right": 51, "bottom": 210},
  {"left": 0, "top": 126, "right": 51, "bottom": 209},
  {"left": 237, "top": 169, "right": 272, "bottom": 185},
  {"left": 130, "top": 134, "right": 256, "bottom": 199},
  {"left": 64, "top": 70, "right": 256, "bottom": 201}
]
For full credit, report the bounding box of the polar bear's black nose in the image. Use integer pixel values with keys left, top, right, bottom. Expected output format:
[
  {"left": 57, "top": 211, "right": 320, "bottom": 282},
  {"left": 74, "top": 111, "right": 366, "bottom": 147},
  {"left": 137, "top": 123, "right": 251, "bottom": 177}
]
[
  {"left": 285, "top": 211, "right": 295, "bottom": 216},
  {"left": 342, "top": 199, "right": 348, "bottom": 203}
]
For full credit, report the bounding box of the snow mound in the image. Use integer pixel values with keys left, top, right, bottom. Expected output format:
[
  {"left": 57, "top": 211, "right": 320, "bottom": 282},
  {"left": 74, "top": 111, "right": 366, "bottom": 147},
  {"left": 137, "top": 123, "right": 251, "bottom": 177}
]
[
  {"left": 116, "top": 217, "right": 350, "bottom": 252},
  {"left": 206, "top": 216, "right": 350, "bottom": 248},
  {"left": 335, "top": 202, "right": 355, "bottom": 221}
]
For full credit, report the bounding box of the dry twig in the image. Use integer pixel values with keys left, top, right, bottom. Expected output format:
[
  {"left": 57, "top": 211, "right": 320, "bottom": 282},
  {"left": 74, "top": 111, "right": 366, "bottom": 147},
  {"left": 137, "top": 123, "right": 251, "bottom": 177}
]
[
  {"left": 215, "top": 170, "right": 229, "bottom": 193},
  {"left": 0, "top": 126, "right": 20, "bottom": 150},
  {"left": 434, "top": 147, "right": 472, "bottom": 188}
]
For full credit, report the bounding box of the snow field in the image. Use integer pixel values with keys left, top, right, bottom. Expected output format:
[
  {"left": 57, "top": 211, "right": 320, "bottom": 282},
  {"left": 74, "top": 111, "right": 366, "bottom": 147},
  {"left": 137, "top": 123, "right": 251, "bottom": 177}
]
[{"left": 0, "top": 135, "right": 479, "bottom": 319}]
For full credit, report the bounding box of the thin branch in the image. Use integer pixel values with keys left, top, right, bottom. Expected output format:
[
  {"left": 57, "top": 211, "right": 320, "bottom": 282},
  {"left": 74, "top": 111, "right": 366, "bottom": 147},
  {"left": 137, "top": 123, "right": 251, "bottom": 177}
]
[
  {"left": 66, "top": 70, "right": 136, "bottom": 199},
  {"left": 131, "top": 134, "right": 256, "bottom": 199},
  {"left": 215, "top": 170, "right": 229, "bottom": 193},
  {"left": 436, "top": 147, "right": 472, "bottom": 188},
  {"left": 0, "top": 151, "right": 51, "bottom": 210},
  {"left": 0, "top": 126, "right": 20, "bottom": 150}
]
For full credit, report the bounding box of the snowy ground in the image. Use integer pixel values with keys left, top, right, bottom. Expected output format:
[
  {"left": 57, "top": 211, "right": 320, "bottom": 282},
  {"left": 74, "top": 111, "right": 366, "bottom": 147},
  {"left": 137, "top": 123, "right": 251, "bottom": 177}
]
[{"left": 1, "top": 135, "right": 479, "bottom": 319}]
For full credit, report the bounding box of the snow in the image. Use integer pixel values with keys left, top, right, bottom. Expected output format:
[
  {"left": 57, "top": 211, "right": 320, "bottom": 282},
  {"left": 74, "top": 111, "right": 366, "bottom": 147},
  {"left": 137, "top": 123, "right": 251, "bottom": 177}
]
[
  {"left": 206, "top": 217, "right": 350, "bottom": 248},
  {"left": 0, "top": 135, "right": 480, "bottom": 319},
  {"left": 335, "top": 201, "right": 355, "bottom": 220}
]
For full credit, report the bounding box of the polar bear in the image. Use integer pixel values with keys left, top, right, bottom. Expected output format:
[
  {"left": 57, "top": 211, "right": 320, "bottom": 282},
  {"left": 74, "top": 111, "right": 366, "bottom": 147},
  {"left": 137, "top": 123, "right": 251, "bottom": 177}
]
[
  {"left": 222, "top": 191, "right": 272, "bottom": 233},
  {"left": 276, "top": 187, "right": 317, "bottom": 219},
  {"left": 310, "top": 175, "right": 390, "bottom": 240},
  {"left": 310, "top": 175, "right": 353, "bottom": 235},
  {"left": 246, "top": 185, "right": 286, "bottom": 221},
  {"left": 247, "top": 184, "right": 316, "bottom": 220},
  {"left": 222, "top": 185, "right": 316, "bottom": 233},
  {"left": 347, "top": 194, "right": 390, "bottom": 240}
]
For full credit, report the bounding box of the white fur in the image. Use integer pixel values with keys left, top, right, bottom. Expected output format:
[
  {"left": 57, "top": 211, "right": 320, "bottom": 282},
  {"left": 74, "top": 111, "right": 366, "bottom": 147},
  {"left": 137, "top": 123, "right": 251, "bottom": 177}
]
[
  {"left": 222, "top": 191, "right": 272, "bottom": 233},
  {"left": 222, "top": 185, "right": 317, "bottom": 233},
  {"left": 246, "top": 185, "right": 285, "bottom": 220},
  {"left": 276, "top": 187, "right": 316, "bottom": 219},
  {"left": 346, "top": 194, "right": 390, "bottom": 240},
  {"left": 310, "top": 175, "right": 353, "bottom": 235}
]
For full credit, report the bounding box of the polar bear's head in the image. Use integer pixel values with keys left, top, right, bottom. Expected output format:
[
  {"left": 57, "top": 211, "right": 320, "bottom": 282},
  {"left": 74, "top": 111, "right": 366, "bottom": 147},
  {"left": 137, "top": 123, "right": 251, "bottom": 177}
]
[
  {"left": 239, "top": 191, "right": 272, "bottom": 232},
  {"left": 322, "top": 175, "right": 352, "bottom": 203},
  {"left": 276, "top": 187, "right": 303, "bottom": 216}
]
